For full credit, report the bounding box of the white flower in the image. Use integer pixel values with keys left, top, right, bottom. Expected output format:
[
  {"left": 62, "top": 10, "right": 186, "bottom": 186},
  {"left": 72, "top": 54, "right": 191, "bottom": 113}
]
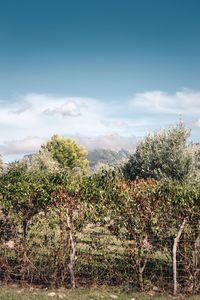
[{"left": 5, "top": 240, "right": 15, "bottom": 249}]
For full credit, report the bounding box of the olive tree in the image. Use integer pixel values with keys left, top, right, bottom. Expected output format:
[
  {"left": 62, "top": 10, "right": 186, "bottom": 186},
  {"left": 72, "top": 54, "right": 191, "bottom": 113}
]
[
  {"left": 29, "top": 148, "right": 61, "bottom": 174},
  {"left": 123, "top": 121, "right": 195, "bottom": 183}
]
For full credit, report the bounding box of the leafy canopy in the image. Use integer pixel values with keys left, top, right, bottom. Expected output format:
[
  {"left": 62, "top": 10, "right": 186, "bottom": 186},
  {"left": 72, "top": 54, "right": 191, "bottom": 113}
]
[
  {"left": 123, "top": 121, "right": 195, "bottom": 182},
  {"left": 0, "top": 161, "right": 52, "bottom": 237},
  {"left": 42, "top": 134, "right": 89, "bottom": 174}
]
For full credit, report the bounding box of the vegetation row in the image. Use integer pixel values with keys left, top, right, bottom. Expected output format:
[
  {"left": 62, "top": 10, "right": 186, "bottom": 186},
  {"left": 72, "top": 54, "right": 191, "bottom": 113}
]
[{"left": 0, "top": 121, "right": 200, "bottom": 295}]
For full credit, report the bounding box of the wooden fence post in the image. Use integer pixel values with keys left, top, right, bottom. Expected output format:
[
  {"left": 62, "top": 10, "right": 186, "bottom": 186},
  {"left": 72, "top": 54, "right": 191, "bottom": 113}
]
[{"left": 173, "top": 218, "right": 187, "bottom": 296}]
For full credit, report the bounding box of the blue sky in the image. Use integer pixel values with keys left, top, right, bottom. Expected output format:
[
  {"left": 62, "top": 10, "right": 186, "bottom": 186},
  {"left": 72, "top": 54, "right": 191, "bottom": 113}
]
[{"left": 0, "top": 0, "right": 200, "bottom": 162}]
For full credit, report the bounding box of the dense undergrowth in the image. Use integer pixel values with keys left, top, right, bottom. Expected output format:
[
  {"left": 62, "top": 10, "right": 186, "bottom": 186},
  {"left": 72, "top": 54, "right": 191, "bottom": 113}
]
[{"left": 0, "top": 167, "right": 200, "bottom": 295}]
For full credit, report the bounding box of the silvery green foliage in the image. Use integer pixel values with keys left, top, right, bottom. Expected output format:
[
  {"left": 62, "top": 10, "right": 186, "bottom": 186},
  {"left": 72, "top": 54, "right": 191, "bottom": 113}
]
[
  {"left": 6, "top": 157, "right": 30, "bottom": 174},
  {"left": 193, "top": 144, "right": 200, "bottom": 170},
  {"left": 68, "top": 166, "right": 83, "bottom": 177},
  {"left": 124, "top": 121, "right": 195, "bottom": 183},
  {"left": 87, "top": 149, "right": 130, "bottom": 170},
  {"left": 189, "top": 143, "right": 200, "bottom": 184},
  {"left": 0, "top": 154, "right": 3, "bottom": 172},
  {"left": 29, "top": 149, "right": 61, "bottom": 174},
  {"left": 19, "top": 156, "right": 30, "bottom": 169},
  {"left": 94, "top": 162, "right": 114, "bottom": 174}
]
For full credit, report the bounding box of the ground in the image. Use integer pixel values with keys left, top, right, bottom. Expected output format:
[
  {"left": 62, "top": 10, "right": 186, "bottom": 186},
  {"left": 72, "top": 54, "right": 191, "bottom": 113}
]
[{"left": 0, "top": 285, "right": 200, "bottom": 300}]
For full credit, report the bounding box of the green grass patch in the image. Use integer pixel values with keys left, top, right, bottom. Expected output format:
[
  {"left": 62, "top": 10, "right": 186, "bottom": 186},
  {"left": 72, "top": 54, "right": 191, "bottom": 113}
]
[{"left": 0, "top": 285, "right": 200, "bottom": 300}]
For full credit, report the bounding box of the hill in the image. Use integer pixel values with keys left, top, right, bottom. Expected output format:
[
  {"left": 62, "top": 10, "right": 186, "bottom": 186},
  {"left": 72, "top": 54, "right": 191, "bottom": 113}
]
[
  {"left": 87, "top": 148, "right": 132, "bottom": 169},
  {"left": 21, "top": 148, "right": 133, "bottom": 171}
]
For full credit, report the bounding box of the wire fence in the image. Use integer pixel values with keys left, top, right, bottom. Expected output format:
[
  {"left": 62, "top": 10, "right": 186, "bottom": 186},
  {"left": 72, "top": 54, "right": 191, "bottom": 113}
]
[{"left": 0, "top": 216, "right": 200, "bottom": 295}]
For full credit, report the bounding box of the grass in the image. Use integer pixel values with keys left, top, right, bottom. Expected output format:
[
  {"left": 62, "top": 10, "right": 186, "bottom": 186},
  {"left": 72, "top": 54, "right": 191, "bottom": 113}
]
[{"left": 0, "top": 285, "right": 200, "bottom": 300}]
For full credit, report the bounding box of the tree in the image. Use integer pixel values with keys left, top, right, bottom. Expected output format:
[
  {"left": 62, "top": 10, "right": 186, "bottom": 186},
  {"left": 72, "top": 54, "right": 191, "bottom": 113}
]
[
  {"left": 41, "top": 134, "right": 89, "bottom": 174},
  {"left": 123, "top": 121, "right": 195, "bottom": 182},
  {"left": 29, "top": 149, "right": 61, "bottom": 175},
  {"left": 0, "top": 161, "right": 52, "bottom": 239}
]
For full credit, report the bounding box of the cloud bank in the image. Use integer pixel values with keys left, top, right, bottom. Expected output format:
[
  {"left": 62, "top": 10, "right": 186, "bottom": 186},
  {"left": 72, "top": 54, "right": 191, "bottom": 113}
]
[
  {"left": 131, "top": 89, "right": 200, "bottom": 115},
  {"left": 0, "top": 89, "right": 199, "bottom": 161},
  {"left": 0, "top": 137, "right": 45, "bottom": 155},
  {"left": 73, "top": 134, "right": 137, "bottom": 152}
]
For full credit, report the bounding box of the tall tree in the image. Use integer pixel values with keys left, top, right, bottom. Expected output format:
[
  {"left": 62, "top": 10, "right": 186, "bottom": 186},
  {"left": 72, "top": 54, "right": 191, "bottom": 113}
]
[
  {"left": 42, "top": 134, "right": 89, "bottom": 174},
  {"left": 123, "top": 121, "right": 195, "bottom": 182}
]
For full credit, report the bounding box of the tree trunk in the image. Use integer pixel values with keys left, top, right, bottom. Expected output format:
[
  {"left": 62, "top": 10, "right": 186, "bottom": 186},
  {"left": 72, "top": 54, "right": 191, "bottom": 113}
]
[
  {"left": 173, "top": 218, "right": 187, "bottom": 296},
  {"left": 138, "top": 266, "right": 144, "bottom": 291},
  {"left": 23, "top": 219, "right": 27, "bottom": 240},
  {"left": 66, "top": 207, "right": 76, "bottom": 288}
]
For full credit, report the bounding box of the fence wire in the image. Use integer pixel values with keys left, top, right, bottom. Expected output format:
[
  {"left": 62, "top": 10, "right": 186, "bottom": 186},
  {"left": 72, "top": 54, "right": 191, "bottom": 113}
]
[{"left": 0, "top": 217, "right": 200, "bottom": 294}]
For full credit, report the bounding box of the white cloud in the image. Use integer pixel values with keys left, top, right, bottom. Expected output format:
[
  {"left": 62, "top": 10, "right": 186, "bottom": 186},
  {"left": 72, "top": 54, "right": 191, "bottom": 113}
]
[
  {"left": 0, "top": 89, "right": 200, "bottom": 161},
  {"left": 73, "top": 134, "right": 137, "bottom": 151},
  {"left": 0, "top": 94, "right": 133, "bottom": 158},
  {"left": 0, "top": 137, "right": 45, "bottom": 155},
  {"left": 0, "top": 135, "right": 137, "bottom": 162},
  {"left": 192, "top": 120, "right": 200, "bottom": 128},
  {"left": 43, "top": 101, "right": 82, "bottom": 117},
  {"left": 0, "top": 94, "right": 108, "bottom": 142},
  {"left": 11, "top": 103, "right": 32, "bottom": 115},
  {"left": 100, "top": 119, "right": 128, "bottom": 128},
  {"left": 131, "top": 89, "right": 200, "bottom": 115}
]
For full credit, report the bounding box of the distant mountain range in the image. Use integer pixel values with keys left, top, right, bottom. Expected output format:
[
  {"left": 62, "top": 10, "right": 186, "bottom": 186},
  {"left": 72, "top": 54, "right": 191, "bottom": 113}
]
[
  {"left": 22, "top": 148, "right": 134, "bottom": 170},
  {"left": 3, "top": 133, "right": 137, "bottom": 170},
  {"left": 87, "top": 148, "right": 132, "bottom": 169}
]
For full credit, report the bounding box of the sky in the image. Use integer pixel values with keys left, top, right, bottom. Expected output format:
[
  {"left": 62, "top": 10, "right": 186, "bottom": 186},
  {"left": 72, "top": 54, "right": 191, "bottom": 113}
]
[{"left": 1, "top": 0, "right": 200, "bottom": 162}]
